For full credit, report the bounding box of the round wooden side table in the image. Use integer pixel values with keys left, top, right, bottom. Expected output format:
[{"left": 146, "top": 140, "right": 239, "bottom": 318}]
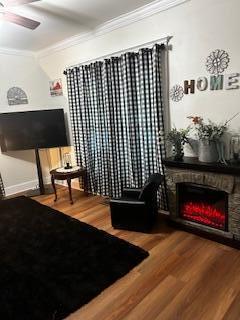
[{"left": 50, "top": 168, "right": 88, "bottom": 204}]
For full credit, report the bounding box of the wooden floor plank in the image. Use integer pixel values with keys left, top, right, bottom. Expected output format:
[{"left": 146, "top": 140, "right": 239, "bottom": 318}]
[{"left": 33, "top": 187, "right": 240, "bottom": 320}]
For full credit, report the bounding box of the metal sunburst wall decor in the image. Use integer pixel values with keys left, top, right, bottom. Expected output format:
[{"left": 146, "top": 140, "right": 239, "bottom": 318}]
[
  {"left": 7, "top": 87, "right": 28, "bottom": 106},
  {"left": 170, "top": 84, "right": 184, "bottom": 102},
  {"left": 205, "top": 49, "right": 230, "bottom": 75}
]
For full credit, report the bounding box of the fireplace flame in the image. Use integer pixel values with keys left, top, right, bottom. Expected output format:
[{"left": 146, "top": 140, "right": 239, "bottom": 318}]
[{"left": 182, "top": 202, "right": 226, "bottom": 230}]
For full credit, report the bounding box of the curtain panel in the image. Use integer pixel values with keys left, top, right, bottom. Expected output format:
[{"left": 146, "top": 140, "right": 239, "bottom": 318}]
[
  {"left": 0, "top": 174, "right": 5, "bottom": 199},
  {"left": 66, "top": 44, "right": 167, "bottom": 209}
]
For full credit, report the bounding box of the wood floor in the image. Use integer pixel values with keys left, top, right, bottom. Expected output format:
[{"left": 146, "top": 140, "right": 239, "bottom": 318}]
[{"left": 35, "top": 186, "right": 240, "bottom": 320}]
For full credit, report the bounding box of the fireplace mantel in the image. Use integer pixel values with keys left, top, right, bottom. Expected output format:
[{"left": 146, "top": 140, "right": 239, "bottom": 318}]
[
  {"left": 163, "top": 157, "right": 240, "bottom": 248},
  {"left": 163, "top": 157, "right": 240, "bottom": 176}
]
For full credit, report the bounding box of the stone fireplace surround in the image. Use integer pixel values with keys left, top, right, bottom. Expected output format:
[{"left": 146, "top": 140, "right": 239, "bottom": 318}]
[{"left": 164, "top": 157, "right": 240, "bottom": 245}]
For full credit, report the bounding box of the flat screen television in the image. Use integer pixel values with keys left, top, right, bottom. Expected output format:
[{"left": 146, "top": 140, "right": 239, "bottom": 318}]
[{"left": 0, "top": 109, "right": 68, "bottom": 152}]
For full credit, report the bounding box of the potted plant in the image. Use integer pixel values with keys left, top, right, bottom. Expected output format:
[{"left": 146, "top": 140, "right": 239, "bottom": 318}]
[
  {"left": 188, "top": 116, "right": 228, "bottom": 163},
  {"left": 167, "top": 127, "right": 190, "bottom": 161}
]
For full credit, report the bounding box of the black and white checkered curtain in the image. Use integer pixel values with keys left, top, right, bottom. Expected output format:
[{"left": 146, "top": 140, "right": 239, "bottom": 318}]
[
  {"left": 66, "top": 44, "right": 167, "bottom": 209},
  {"left": 0, "top": 174, "right": 5, "bottom": 199}
]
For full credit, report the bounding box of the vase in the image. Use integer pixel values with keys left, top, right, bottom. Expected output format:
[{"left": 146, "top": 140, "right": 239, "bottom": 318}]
[{"left": 198, "top": 140, "right": 218, "bottom": 163}]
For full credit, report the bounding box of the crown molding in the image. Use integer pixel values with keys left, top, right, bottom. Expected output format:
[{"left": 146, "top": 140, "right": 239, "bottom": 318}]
[
  {"left": 36, "top": 0, "right": 190, "bottom": 59},
  {"left": 0, "top": 47, "right": 34, "bottom": 57}
]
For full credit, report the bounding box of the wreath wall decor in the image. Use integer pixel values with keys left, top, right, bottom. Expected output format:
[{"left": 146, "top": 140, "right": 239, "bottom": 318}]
[
  {"left": 205, "top": 49, "right": 230, "bottom": 75},
  {"left": 170, "top": 84, "right": 184, "bottom": 102}
]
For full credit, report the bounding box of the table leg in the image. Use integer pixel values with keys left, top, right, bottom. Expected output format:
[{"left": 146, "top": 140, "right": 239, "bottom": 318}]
[
  {"left": 67, "top": 178, "right": 73, "bottom": 204},
  {"left": 51, "top": 175, "right": 57, "bottom": 202}
]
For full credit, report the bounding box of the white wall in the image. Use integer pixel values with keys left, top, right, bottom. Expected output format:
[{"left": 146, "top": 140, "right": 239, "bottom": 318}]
[
  {"left": 38, "top": 0, "right": 240, "bottom": 134},
  {"left": 2, "top": 0, "right": 240, "bottom": 194},
  {"left": 0, "top": 53, "right": 68, "bottom": 195}
]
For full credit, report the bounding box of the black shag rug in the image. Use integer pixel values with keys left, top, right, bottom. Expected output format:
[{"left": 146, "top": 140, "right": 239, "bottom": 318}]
[{"left": 0, "top": 196, "right": 148, "bottom": 320}]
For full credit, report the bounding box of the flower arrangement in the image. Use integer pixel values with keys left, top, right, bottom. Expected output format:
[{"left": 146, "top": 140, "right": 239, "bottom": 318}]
[
  {"left": 187, "top": 116, "right": 228, "bottom": 142},
  {"left": 187, "top": 113, "right": 239, "bottom": 163},
  {"left": 167, "top": 127, "right": 190, "bottom": 160}
]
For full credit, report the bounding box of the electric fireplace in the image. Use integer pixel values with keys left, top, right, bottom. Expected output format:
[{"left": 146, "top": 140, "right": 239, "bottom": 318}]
[
  {"left": 164, "top": 157, "right": 240, "bottom": 247},
  {"left": 177, "top": 183, "right": 228, "bottom": 231}
]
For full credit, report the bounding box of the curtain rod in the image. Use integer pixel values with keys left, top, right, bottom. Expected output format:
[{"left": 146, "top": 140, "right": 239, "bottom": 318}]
[{"left": 64, "top": 35, "right": 172, "bottom": 73}]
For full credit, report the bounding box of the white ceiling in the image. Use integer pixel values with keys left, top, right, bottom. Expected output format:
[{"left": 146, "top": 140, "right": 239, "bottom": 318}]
[{"left": 0, "top": 0, "right": 157, "bottom": 52}]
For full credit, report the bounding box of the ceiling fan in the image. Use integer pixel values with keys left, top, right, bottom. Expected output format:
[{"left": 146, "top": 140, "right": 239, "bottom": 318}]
[{"left": 0, "top": 0, "right": 41, "bottom": 30}]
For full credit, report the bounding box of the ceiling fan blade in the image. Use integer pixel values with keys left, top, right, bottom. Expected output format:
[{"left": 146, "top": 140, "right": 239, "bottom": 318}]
[
  {"left": 3, "top": 0, "right": 41, "bottom": 7},
  {"left": 2, "top": 11, "right": 40, "bottom": 29}
]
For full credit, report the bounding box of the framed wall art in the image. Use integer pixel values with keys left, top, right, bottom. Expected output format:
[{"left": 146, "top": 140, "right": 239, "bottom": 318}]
[{"left": 49, "top": 79, "right": 63, "bottom": 97}]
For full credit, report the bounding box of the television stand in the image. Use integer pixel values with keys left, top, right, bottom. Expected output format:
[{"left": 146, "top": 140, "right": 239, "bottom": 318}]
[{"left": 27, "top": 148, "right": 53, "bottom": 197}]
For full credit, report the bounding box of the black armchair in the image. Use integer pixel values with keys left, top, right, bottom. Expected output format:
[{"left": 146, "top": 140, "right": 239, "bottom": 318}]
[{"left": 110, "top": 173, "right": 164, "bottom": 232}]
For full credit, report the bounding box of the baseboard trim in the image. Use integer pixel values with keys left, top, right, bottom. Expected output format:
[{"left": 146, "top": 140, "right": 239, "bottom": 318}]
[
  {"left": 5, "top": 180, "right": 39, "bottom": 197},
  {"left": 5, "top": 176, "right": 51, "bottom": 196}
]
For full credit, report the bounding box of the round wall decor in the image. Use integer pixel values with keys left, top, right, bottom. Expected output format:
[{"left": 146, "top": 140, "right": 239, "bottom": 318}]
[
  {"left": 7, "top": 87, "right": 28, "bottom": 106},
  {"left": 170, "top": 84, "right": 184, "bottom": 102},
  {"left": 205, "top": 49, "right": 230, "bottom": 75}
]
